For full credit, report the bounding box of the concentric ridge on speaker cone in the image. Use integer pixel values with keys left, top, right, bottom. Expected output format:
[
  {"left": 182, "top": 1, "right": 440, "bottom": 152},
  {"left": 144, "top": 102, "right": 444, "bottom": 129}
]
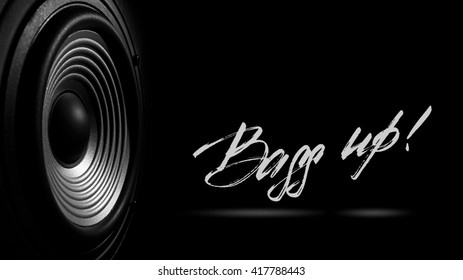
[{"left": 42, "top": 30, "right": 130, "bottom": 227}]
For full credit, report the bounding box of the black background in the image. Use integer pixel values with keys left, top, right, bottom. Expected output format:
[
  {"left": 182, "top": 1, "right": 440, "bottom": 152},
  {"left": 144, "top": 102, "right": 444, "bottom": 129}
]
[{"left": 117, "top": 3, "right": 459, "bottom": 259}]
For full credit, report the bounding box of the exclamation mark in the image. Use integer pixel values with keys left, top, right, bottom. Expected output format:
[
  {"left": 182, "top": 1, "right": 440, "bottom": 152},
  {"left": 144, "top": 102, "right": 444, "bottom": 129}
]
[{"left": 406, "top": 105, "right": 432, "bottom": 151}]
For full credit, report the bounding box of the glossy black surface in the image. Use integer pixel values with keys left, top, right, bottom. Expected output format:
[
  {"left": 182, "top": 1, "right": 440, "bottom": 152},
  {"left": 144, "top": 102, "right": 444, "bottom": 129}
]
[{"left": 49, "top": 92, "right": 90, "bottom": 166}]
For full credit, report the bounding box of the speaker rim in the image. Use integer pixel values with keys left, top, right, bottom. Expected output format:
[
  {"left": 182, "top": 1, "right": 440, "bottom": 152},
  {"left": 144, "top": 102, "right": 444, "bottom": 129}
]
[{"left": 1, "top": 0, "right": 144, "bottom": 258}]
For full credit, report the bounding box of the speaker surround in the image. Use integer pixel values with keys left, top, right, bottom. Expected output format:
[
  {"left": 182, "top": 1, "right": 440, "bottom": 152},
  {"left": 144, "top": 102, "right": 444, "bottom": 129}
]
[{"left": 1, "top": 0, "right": 144, "bottom": 258}]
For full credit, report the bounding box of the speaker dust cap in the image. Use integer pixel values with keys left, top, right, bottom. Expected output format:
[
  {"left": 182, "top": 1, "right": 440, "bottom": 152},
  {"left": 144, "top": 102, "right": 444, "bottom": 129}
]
[{"left": 48, "top": 91, "right": 91, "bottom": 167}]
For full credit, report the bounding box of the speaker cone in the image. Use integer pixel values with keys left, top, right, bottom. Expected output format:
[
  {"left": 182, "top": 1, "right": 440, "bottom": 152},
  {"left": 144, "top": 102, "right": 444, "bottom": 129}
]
[
  {"left": 1, "top": 0, "right": 144, "bottom": 258},
  {"left": 43, "top": 28, "right": 131, "bottom": 227}
]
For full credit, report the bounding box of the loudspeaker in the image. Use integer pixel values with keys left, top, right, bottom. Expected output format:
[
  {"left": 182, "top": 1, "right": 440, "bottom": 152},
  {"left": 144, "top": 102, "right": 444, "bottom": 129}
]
[{"left": 0, "top": 0, "right": 146, "bottom": 258}]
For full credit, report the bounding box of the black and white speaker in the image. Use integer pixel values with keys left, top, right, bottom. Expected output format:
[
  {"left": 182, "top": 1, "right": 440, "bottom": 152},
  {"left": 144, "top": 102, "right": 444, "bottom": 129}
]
[{"left": 0, "top": 0, "right": 146, "bottom": 258}]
